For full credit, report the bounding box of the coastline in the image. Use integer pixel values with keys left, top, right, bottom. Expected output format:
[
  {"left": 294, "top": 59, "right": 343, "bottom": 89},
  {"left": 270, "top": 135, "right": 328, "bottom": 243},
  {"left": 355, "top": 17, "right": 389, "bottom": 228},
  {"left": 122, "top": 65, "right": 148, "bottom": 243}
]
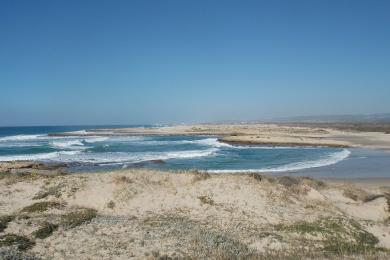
[
  {"left": 1, "top": 124, "right": 390, "bottom": 258},
  {"left": 49, "top": 123, "right": 390, "bottom": 150},
  {"left": 217, "top": 138, "right": 349, "bottom": 148}
]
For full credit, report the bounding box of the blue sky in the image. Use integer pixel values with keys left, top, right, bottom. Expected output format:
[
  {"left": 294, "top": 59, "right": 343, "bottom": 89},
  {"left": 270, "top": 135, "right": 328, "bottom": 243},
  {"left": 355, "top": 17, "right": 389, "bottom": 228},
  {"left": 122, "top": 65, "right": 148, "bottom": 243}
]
[{"left": 1, "top": 0, "right": 389, "bottom": 126}]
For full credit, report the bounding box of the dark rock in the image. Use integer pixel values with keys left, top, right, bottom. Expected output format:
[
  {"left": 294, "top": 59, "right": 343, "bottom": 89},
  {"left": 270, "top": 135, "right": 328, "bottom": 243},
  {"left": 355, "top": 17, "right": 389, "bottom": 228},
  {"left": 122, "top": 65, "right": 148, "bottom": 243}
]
[{"left": 1, "top": 161, "right": 68, "bottom": 176}]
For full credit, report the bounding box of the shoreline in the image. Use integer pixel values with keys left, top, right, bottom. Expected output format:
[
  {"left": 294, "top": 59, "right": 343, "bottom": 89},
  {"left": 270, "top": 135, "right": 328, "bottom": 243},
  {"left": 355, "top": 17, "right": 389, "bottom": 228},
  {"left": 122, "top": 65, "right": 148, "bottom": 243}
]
[
  {"left": 47, "top": 123, "right": 390, "bottom": 150},
  {"left": 217, "top": 138, "right": 350, "bottom": 148}
]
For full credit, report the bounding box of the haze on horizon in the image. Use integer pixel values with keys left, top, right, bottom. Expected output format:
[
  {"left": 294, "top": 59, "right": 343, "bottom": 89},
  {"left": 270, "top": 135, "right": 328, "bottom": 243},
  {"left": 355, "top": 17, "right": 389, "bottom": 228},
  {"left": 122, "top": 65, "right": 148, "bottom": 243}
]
[{"left": 1, "top": 0, "right": 389, "bottom": 126}]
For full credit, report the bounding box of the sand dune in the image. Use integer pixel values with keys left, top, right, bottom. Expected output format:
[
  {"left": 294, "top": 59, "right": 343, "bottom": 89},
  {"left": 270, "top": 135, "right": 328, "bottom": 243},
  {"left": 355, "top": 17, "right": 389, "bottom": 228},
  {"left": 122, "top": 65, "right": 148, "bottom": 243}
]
[{"left": 1, "top": 167, "right": 390, "bottom": 259}]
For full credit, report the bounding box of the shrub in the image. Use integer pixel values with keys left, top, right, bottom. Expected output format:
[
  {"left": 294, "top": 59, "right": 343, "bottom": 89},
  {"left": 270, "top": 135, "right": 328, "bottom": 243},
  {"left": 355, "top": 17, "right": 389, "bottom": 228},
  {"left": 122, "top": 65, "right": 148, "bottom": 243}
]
[
  {"left": 250, "top": 173, "right": 263, "bottom": 182},
  {"left": 0, "top": 234, "right": 35, "bottom": 251},
  {"left": 61, "top": 208, "right": 97, "bottom": 229},
  {"left": 33, "top": 184, "right": 63, "bottom": 200},
  {"left": 0, "top": 215, "right": 15, "bottom": 233},
  {"left": 32, "top": 223, "right": 58, "bottom": 239},
  {"left": 107, "top": 200, "right": 116, "bottom": 209},
  {"left": 198, "top": 196, "right": 214, "bottom": 205},
  {"left": 278, "top": 176, "right": 300, "bottom": 187},
  {"left": 21, "top": 201, "right": 63, "bottom": 213}
]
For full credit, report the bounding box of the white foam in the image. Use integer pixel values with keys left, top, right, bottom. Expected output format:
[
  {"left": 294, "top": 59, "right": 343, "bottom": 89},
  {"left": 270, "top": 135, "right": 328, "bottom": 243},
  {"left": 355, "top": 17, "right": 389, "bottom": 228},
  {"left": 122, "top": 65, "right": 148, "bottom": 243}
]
[
  {"left": 49, "top": 148, "right": 219, "bottom": 164},
  {"left": 0, "top": 151, "right": 80, "bottom": 162},
  {"left": 0, "top": 142, "right": 41, "bottom": 148},
  {"left": 133, "top": 138, "right": 231, "bottom": 147},
  {"left": 50, "top": 136, "right": 108, "bottom": 148},
  {"left": 68, "top": 130, "right": 88, "bottom": 135},
  {"left": 0, "top": 134, "right": 45, "bottom": 142},
  {"left": 190, "top": 138, "right": 232, "bottom": 147},
  {"left": 135, "top": 137, "right": 309, "bottom": 150},
  {"left": 84, "top": 137, "right": 109, "bottom": 143},
  {"left": 51, "top": 140, "right": 84, "bottom": 149},
  {"left": 208, "top": 149, "right": 351, "bottom": 173}
]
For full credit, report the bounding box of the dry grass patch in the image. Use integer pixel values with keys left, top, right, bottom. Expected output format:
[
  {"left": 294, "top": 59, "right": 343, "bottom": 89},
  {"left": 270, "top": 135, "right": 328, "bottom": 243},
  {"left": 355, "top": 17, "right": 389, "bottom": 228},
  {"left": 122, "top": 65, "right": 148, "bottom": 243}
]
[
  {"left": 190, "top": 229, "right": 255, "bottom": 259},
  {"left": 113, "top": 175, "right": 133, "bottom": 185},
  {"left": 342, "top": 186, "right": 383, "bottom": 203},
  {"left": 106, "top": 200, "right": 116, "bottom": 209},
  {"left": 274, "top": 217, "right": 381, "bottom": 256},
  {"left": 33, "top": 184, "right": 63, "bottom": 200},
  {"left": 0, "top": 234, "right": 35, "bottom": 251},
  {"left": 32, "top": 223, "right": 58, "bottom": 239},
  {"left": 198, "top": 195, "right": 214, "bottom": 205},
  {"left": 277, "top": 176, "right": 300, "bottom": 187},
  {"left": 61, "top": 208, "right": 97, "bottom": 229},
  {"left": 191, "top": 170, "right": 211, "bottom": 183},
  {"left": 250, "top": 173, "right": 264, "bottom": 182},
  {"left": 300, "top": 176, "right": 326, "bottom": 190},
  {"left": 20, "top": 201, "right": 64, "bottom": 213},
  {"left": 0, "top": 215, "right": 15, "bottom": 233}
]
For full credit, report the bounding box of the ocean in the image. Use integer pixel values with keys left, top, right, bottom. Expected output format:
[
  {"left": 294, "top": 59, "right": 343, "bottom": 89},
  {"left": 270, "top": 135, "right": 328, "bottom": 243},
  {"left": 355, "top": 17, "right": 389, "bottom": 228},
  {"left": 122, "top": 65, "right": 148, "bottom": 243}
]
[{"left": 1, "top": 126, "right": 389, "bottom": 178}]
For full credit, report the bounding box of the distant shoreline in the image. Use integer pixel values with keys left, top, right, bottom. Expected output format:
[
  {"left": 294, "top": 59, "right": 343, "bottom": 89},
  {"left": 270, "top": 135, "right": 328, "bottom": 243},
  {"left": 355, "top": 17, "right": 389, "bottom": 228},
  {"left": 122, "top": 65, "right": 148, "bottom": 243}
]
[{"left": 48, "top": 123, "right": 390, "bottom": 150}]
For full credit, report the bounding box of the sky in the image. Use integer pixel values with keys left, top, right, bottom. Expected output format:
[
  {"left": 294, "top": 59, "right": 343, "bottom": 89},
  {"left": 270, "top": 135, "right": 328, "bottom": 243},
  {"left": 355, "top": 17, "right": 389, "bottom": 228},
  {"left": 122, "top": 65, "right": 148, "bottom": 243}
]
[{"left": 1, "top": 0, "right": 390, "bottom": 126}]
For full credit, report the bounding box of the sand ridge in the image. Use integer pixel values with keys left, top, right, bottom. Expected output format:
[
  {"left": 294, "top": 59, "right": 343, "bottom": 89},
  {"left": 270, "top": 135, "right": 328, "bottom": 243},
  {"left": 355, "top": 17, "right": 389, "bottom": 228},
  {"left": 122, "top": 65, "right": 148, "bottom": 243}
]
[{"left": 1, "top": 168, "right": 390, "bottom": 259}]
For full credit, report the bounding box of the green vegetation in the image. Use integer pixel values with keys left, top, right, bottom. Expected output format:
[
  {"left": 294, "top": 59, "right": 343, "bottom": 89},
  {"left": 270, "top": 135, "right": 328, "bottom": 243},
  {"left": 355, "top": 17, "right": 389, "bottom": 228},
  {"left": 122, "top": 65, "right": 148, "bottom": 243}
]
[
  {"left": 0, "top": 215, "right": 15, "bottom": 233},
  {"left": 276, "top": 220, "right": 326, "bottom": 234},
  {"left": 32, "top": 223, "right": 58, "bottom": 239},
  {"left": 107, "top": 200, "right": 116, "bottom": 209},
  {"left": 277, "top": 176, "right": 300, "bottom": 187},
  {"left": 0, "top": 234, "right": 35, "bottom": 251},
  {"left": 20, "top": 201, "right": 63, "bottom": 213},
  {"left": 61, "top": 208, "right": 97, "bottom": 229},
  {"left": 198, "top": 196, "right": 214, "bottom": 205},
  {"left": 33, "top": 184, "right": 63, "bottom": 200},
  {"left": 191, "top": 230, "right": 254, "bottom": 259},
  {"left": 0, "top": 171, "right": 12, "bottom": 180},
  {"left": 274, "top": 217, "right": 380, "bottom": 255}
]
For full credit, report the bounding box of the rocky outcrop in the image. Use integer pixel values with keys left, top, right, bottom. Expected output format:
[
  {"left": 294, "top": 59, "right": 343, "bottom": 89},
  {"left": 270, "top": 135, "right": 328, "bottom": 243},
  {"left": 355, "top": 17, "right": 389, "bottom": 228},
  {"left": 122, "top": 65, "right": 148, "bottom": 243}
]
[{"left": 0, "top": 161, "right": 67, "bottom": 176}]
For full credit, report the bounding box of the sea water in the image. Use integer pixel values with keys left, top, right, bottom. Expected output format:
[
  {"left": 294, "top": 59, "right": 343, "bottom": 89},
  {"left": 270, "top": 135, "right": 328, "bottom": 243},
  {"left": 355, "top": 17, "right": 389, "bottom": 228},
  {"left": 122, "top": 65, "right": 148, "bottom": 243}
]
[{"left": 0, "top": 126, "right": 366, "bottom": 177}]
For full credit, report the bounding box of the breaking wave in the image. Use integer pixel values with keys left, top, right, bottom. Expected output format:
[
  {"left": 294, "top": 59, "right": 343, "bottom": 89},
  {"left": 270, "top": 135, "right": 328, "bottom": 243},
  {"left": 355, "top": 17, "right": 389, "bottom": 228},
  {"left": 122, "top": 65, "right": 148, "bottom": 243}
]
[
  {"left": 0, "top": 151, "right": 81, "bottom": 161},
  {"left": 208, "top": 149, "right": 351, "bottom": 173},
  {"left": 51, "top": 140, "right": 84, "bottom": 148},
  {"left": 84, "top": 137, "right": 109, "bottom": 143},
  {"left": 132, "top": 138, "right": 232, "bottom": 147},
  {"left": 0, "top": 134, "right": 46, "bottom": 142},
  {"left": 73, "top": 148, "right": 219, "bottom": 164}
]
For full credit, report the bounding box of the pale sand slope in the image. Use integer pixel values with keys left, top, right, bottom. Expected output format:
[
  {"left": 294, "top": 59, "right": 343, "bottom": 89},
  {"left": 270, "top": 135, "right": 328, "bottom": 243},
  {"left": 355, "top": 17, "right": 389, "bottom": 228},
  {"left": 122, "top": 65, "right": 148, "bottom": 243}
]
[
  {"left": 1, "top": 169, "right": 390, "bottom": 259},
  {"left": 53, "top": 124, "right": 390, "bottom": 149}
]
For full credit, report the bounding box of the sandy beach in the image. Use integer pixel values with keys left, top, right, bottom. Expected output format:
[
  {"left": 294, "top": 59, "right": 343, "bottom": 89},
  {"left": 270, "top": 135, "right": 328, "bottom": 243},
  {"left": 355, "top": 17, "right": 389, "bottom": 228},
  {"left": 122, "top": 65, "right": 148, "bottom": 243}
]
[
  {"left": 51, "top": 123, "right": 390, "bottom": 150},
  {"left": 1, "top": 161, "right": 390, "bottom": 259}
]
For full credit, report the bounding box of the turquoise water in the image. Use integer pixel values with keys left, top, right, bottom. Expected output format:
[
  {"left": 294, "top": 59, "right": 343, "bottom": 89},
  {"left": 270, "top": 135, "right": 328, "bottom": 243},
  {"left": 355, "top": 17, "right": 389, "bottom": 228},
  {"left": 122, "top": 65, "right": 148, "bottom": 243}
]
[{"left": 0, "top": 126, "right": 351, "bottom": 173}]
